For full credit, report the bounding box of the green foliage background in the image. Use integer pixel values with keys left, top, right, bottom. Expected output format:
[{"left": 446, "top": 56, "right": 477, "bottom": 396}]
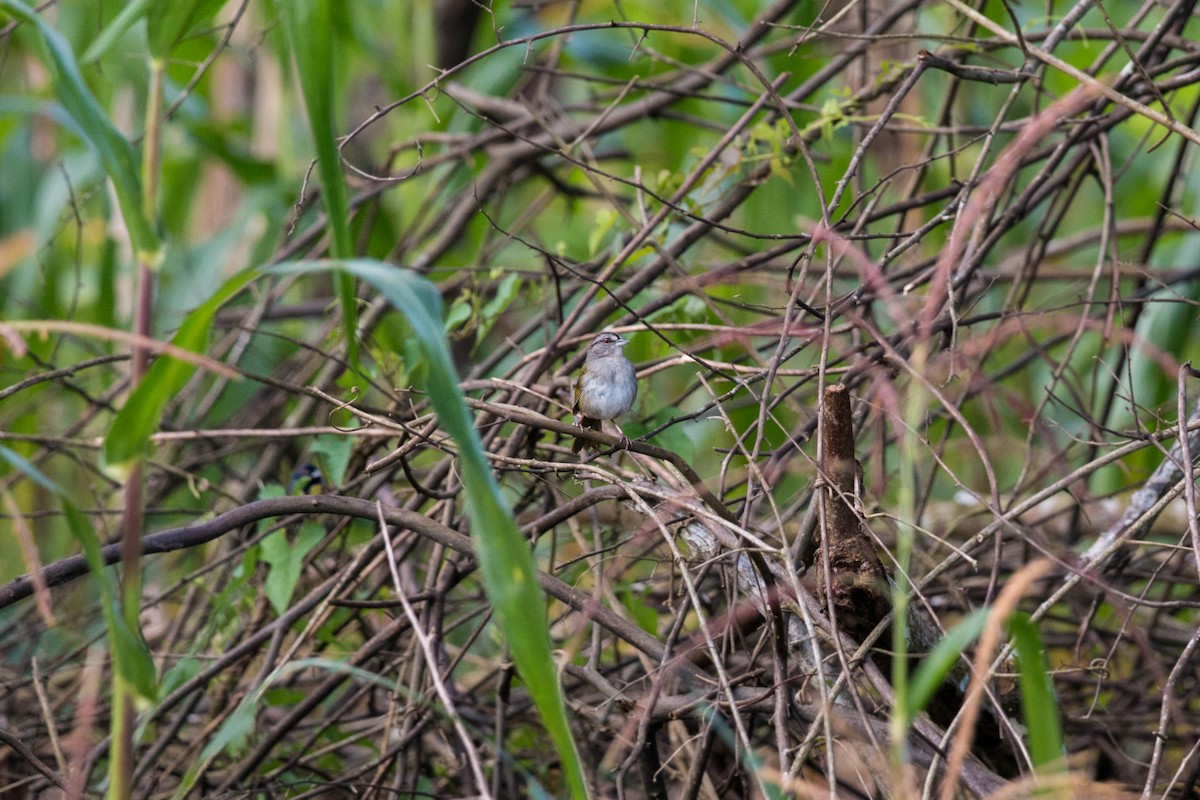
[{"left": 2, "top": 0, "right": 1200, "bottom": 797}]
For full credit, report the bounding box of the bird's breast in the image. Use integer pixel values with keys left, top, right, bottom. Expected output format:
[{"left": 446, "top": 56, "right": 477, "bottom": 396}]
[{"left": 578, "top": 360, "right": 637, "bottom": 420}]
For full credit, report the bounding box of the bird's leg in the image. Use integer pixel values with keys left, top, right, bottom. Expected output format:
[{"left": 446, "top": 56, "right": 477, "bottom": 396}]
[{"left": 612, "top": 422, "right": 631, "bottom": 450}]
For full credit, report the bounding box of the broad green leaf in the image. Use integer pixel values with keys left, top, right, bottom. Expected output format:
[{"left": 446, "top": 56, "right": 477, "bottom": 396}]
[
  {"left": 903, "top": 607, "right": 987, "bottom": 725},
  {"left": 310, "top": 434, "right": 353, "bottom": 487},
  {"left": 1008, "top": 613, "right": 1066, "bottom": 771},
  {"left": 158, "top": 656, "right": 203, "bottom": 698},
  {"left": 478, "top": 271, "right": 522, "bottom": 344},
  {"left": 444, "top": 296, "right": 473, "bottom": 334},
  {"left": 1, "top": 0, "right": 157, "bottom": 257},
  {"left": 278, "top": 0, "right": 359, "bottom": 366},
  {"left": 258, "top": 484, "right": 286, "bottom": 503},
  {"left": 588, "top": 208, "right": 617, "bottom": 257},
  {"left": 642, "top": 408, "right": 694, "bottom": 463},
  {"left": 620, "top": 586, "right": 659, "bottom": 635},
  {"left": 261, "top": 522, "right": 325, "bottom": 616},
  {"left": 269, "top": 259, "right": 588, "bottom": 800},
  {"left": 82, "top": 0, "right": 228, "bottom": 64},
  {"left": 103, "top": 266, "right": 256, "bottom": 467},
  {"left": 147, "top": 0, "right": 226, "bottom": 58}
]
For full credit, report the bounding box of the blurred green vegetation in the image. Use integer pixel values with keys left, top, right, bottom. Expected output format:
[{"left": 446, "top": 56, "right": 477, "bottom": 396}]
[{"left": 3, "top": 0, "right": 1200, "bottom": 796}]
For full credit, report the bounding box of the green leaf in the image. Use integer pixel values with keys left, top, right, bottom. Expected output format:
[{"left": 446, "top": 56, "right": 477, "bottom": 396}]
[
  {"left": 0, "top": 447, "right": 157, "bottom": 701},
  {"left": 1, "top": 0, "right": 158, "bottom": 257},
  {"left": 201, "top": 689, "right": 258, "bottom": 759},
  {"left": 268, "top": 259, "right": 588, "bottom": 800},
  {"left": 63, "top": 505, "right": 158, "bottom": 701},
  {"left": 310, "top": 434, "right": 353, "bottom": 487},
  {"left": 444, "top": 295, "right": 473, "bottom": 334},
  {"left": 258, "top": 483, "right": 285, "bottom": 503},
  {"left": 1008, "top": 613, "right": 1066, "bottom": 772},
  {"left": 642, "top": 409, "right": 694, "bottom": 463},
  {"left": 588, "top": 208, "right": 617, "bottom": 257},
  {"left": 620, "top": 587, "right": 658, "bottom": 634},
  {"left": 146, "top": 0, "right": 226, "bottom": 58},
  {"left": 903, "top": 608, "right": 987, "bottom": 725},
  {"left": 278, "top": 0, "right": 359, "bottom": 367},
  {"left": 0, "top": 444, "right": 59, "bottom": 493},
  {"left": 263, "top": 686, "right": 308, "bottom": 707},
  {"left": 159, "top": 656, "right": 203, "bottom": 698},
  {"left": 478, "top": 271, "right": 521, "bottom": 343},
  {"left": 103, "top": 266, "right": 256, "bottom": 467},
  {"left": 261, "top": 522, "right": 325, "bottom": 616},
  {"left": 80, "top": 0, "right": 152, "bottom": 64}
]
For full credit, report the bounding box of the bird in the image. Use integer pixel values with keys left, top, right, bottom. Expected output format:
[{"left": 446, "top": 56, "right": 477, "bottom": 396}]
[
  {"left": 288, "top": 463, "right": 325, "bottom": 495},
  {"left": 573, "top": 331, "right": 637, "bottom": 452}
]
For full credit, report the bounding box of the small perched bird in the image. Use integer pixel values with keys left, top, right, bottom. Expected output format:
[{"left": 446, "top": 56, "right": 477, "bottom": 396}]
[
  {"left": 573, "top": 332, "right": 637, "bottom": 452},
  {"left": 288, "top": 463, "right": 325, "bottom": 495}
]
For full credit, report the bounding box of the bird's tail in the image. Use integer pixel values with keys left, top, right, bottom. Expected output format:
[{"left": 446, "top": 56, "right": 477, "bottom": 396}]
[{"left": 572, "top": 416, "right": 602, "bottom": 452}]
